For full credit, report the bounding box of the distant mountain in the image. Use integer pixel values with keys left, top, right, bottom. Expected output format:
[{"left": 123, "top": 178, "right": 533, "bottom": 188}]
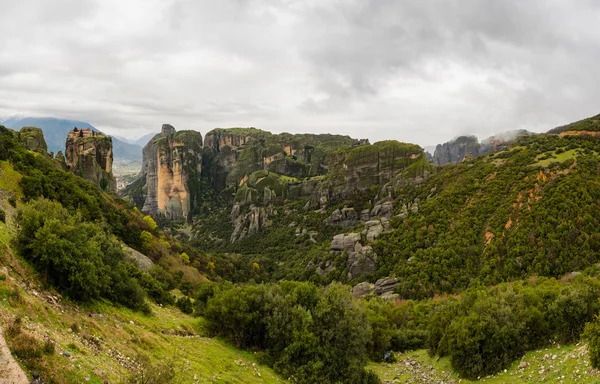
[
  {"left": 134, "top": 132, "right": 158, "bottom": 147},
  {"left": 2, "top": 117, "right": 142, "bottom": 162}
]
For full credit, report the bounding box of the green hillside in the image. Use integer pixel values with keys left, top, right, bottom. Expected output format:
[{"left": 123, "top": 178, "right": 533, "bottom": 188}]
[{"left": 6, "top": 117, "right": 600, "bottom": 383}]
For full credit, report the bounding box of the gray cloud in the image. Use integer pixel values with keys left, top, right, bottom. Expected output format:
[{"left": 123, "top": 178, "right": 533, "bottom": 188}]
[{"left": 1, "top": 0, "right": 600, "bottom": 145}]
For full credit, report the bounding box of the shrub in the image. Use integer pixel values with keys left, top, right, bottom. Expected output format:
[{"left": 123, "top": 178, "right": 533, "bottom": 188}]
[
  {"left": 176, "top": 296, "right": 193, "bottom": 315},
  {"left": 10, "top": 333, "right": 44, "bottom": 359},
  {"left": 126, "top": 355, "right": 175, "bottom": 384},
  {"left": 0, "top": 208, "right": 5, "bottom": 223},
  {"left": 584, "top": 317, "right": 600, "bottom": 368},
  {"left": 8, "top": 195, "right": 17, "bottom": 207},
  {"left": 15, "top": 198, "right": 149, "bottom": 312},
  {"left": 204, "top": 282, "right": 377, "bottom": 384}
]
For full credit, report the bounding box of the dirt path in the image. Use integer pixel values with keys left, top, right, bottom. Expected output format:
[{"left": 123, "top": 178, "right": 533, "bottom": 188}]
[{"left": 0, "top": 328, "right": 28, "bottom": 384}]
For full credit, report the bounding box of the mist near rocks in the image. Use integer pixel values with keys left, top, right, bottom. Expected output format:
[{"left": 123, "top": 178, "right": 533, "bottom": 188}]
[{"left": 2, "top": 1, "right": 600, "bottom": 146}]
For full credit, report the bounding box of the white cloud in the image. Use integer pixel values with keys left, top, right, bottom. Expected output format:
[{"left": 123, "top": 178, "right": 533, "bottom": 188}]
[{"left": 1, "top": 0, "right": 600, "bottom": 145}]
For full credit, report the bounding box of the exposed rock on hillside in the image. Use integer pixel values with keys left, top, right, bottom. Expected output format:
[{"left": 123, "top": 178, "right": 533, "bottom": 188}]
[
  {"left": 18, "top": 127, "right": 48, "bottom": 154},
  {"left": 480, "top": 130, "right": 532, "bottom": 155},
  {"left": 230, "top": 204, "right": 273, "bottom": 242},
  {"left": 140, "top": 124, "right": 203, "bottom": 222},
  {"left": 202, "top": 128, "right": 356, "bottom": 196},
  {"left": 432, "top": 136, "right": 480, "bottom": 166},
  {"left": 431, "top": 130, "right": 532, "bottom": 166},
  {"left": 65, "top": 128, "right": 116, "bottom": 192},
  {"left": 122, "top": 246, "right": 154, "bottom": 272},
  {"left": 330, "top": 233, "right": 377, "bottom": 279},
  {"left": 325, "top": 141, "right": 427, "bottom": 197}
]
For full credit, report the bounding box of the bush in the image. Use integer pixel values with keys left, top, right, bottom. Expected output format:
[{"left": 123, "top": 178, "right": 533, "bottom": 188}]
[
  {"left": 204, "top": 282, "right": 377, "bottom": 384},
  {"left": 176, "top": 296, "right": 193, "bottom": 315},
  {"left": 0, "top": 208, "right": 5, "bottom": 223},
  {"left": 422, "top": 277, "right": 600, "bottom": 379},
  {"left": 126, "top": 355, "right": 175, "bottom": 384},
  {"left": 8, "top": 195, "right": 17, "bottom": 207},
  {"left": 15, "top": 198, "right": 149, "bottom": 311},
  {"left": 584, "top": 316, "right": 600, "bottom": 368}
]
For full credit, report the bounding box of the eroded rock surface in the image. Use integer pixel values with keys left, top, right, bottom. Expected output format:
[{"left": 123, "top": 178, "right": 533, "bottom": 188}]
[
  {"left": 65, "top": 128, "right": 116, "bottom": 192},
  {"left": 140, "top": 124, "right": 203, "bottom": 221}
]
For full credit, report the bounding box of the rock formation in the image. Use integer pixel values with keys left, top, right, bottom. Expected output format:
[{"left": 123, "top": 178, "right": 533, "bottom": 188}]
[
  {"left": 19, "top": 127, "right": 48, "bottom": 154},
  {"left": 140, "top": 124, "right": 203, "bottom": 222},
  {"left": 65, "top": 128, "right": 116, "bottom": 192},
  {"left": 480, "top": 130, "right": 531, "bottom": 155},
  {"left": 230, "top": 204, "right": 273, "bottom": 242},
  {"left": 431, "top": 131, "right": 531, "bottom": 166},
  {"left": 202, "top": 128, "right": 357, "bottom": 196},
  {"left": 432, "top": 136, "right": 480, "bottom": 166}
]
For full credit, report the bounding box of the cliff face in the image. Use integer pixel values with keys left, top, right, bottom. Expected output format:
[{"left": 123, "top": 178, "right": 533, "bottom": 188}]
[
  {"left": 19, "top": 127, "right": 48, "bottom": 154},
  {"left": 480, "top": 130, "right": 532, "bottom": 155},
  {"left": 202, "top": 128, "right": 356, "bottom": 195},
  {"left": 432, "top": 136, "right": 480, "bottom": 166},
  {"left": 140, "top": 124, "right": 203, "bottom": 221},
  {"left": 65, "top": 129, "right": 116, "bottom": 192},
  {"left": 325, "top": 141, "right": 427, "bottom": 196},
  {"left": 431, "top": 131, "right": 532, "bottom": 166}
]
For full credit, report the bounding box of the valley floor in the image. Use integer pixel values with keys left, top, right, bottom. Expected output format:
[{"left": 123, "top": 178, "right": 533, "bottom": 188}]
[{"left": 370, "top": 344, "right": 600, "bottom": 384}]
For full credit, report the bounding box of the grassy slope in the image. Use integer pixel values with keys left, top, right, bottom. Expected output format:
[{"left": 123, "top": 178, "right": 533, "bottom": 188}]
[
  {"left": 370, "top": 344, "right": 600, "bottom": 383},
  {"left": 0, "top": 169, "right": 284, "bottom": 383},
  {"left": 0, "top": 247, "right": 284, "bottom": 384}
]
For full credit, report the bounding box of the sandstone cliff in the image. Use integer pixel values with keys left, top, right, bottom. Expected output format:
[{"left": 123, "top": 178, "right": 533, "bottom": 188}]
[
  {"left": 65, "top": 128, "right": 116, "bottom": 192},
  {"left": 140, "top": 124, "right": 203, "bottom": 221}
]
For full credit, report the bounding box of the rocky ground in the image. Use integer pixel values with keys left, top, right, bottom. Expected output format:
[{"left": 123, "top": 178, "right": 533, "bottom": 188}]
[
  {"left": 370, "top": 343, "right": 600, "bottom": 384},
  {"left": 0, "top": 328, "right": 28, "bottom": 384}
]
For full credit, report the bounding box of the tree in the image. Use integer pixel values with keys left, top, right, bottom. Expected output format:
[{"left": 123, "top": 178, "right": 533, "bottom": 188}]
[
  {"left": 180, "top": 252, "right": 190, "bottom": 264},
  {"left": 142, "top": 215, "right": 158, "bottom": 232}
]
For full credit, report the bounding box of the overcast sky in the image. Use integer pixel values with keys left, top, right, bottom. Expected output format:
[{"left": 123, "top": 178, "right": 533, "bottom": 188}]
[{"left": 1, "top": 0, "right": 600, "bottom": 146}]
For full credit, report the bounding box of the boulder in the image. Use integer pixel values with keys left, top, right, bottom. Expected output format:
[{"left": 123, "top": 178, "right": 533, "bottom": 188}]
[
  {"left": 363, "top": 218, "right": 391, "bottom": 242},
  {"left": 330, "top": 233, "right": 361, "bottom": 252},
  {"left": 122, "top": 246, "right": 154, "bottom": 272},
  {"left": 326, "top": 207, "right": 359, "bottom": 227},
  {"left": 371, "top": 201, "right": 394, "bottom": 219},
  {"left": 375, "top": 277, "right": 398, "bottom": 296},
  {"left": 351, "top": 282, "right": 374, "bottom": 298},
  {"left": 347, "top": 245, "right": 377, "bottom": 279}
]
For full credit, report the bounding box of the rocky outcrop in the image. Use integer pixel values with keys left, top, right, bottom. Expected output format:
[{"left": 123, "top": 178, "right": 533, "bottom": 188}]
[
  {"left": 374, "top": 277, "right": 399, "bottom": 300},
  {"left": 330, "top": 233, "right": 377, "bottom": 279},
  {"left": 202, "top": 128, "right": 356, "bottom": 196},
  {"left": 432, "top": 136, "right": 480, "bottom": 166},
  {"left": 350, "top": 277, "right": 398, "bottom": 299},
  {"left": 325, "top": 207, "right": 359, "bottom": 227},
  {"left": 363, "top": 218, "right": 391, "bottom": 242},
  {"left": 325, "top": 141, "right": 427, "bottom": 196},
  {"left": 122, "top": 246, "right": 154, "bottom": 272},
  {"left": 140, "top": 124, "right": 203, "bottom": 222},
  {"left": 19, "top": 127, "right": 47, "bottom": 154},
  {"left": 351, "top": 282, "right": 374, "bottom": 297},
  {"left": 230, "top": 204, "right": 273, "bottom": 242},
  {"left": 65, "top": 128, "right": 116, "bottom": 192},
  {"left": 430, "top": 131, "right": 531, "bottom": 166},
  {"left": 480, "top": 130, "right": 531, "bottom": 155},
  {"left": 54, "top": 150, "right": 67, "bottom": 169}
]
